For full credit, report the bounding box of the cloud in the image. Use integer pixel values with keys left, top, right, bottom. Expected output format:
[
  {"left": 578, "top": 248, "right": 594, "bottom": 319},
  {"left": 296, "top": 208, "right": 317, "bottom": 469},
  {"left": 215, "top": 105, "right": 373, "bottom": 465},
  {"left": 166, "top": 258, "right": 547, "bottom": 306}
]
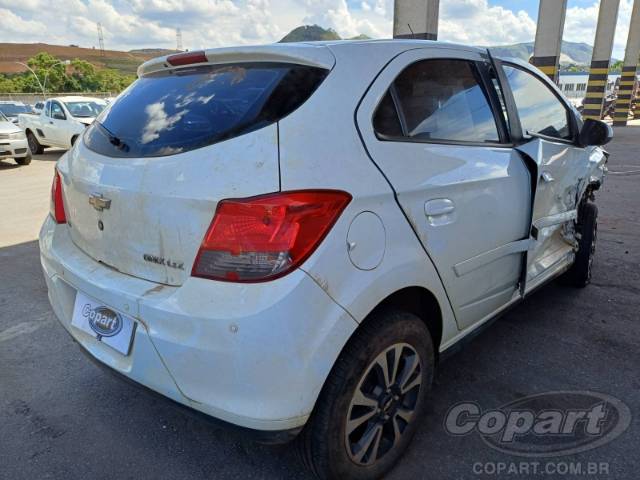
[
  {"left": 0, "top": 0, "right": 633, "bottom": 59},
  {"left": 0, "top": 8, "right": 47, "bottom": 39},
  {"left": 564, "top": 0, "right": 634, "bottom": 59},
  {"left": 439, "top": 0, "right": 537, "bottom": 46}
]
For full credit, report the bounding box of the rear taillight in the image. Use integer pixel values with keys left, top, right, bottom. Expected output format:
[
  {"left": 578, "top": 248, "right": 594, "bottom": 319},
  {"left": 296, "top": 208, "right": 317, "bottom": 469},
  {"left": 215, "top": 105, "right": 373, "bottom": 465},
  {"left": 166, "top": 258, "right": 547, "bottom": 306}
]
[
  {"left": 192, "top": 190, "right": 351, "bottom": 282},
  {"left": 50, "top": 169, "right": 67, "bottom": 224}
]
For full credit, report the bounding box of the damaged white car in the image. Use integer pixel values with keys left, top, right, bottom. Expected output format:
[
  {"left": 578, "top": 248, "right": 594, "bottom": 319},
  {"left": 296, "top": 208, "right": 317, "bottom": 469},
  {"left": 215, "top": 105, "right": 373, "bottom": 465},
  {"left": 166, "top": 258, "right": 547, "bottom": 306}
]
[{"left": 40, "top": 41, "right": 610, "bottom": 480}]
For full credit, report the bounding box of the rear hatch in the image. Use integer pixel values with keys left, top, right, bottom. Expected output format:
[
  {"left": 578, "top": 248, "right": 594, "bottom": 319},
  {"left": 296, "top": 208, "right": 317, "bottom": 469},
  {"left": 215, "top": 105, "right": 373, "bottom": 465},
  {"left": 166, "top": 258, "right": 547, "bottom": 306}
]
[{"left": 62, "top": 51, "right": 331, "bottom": 286}]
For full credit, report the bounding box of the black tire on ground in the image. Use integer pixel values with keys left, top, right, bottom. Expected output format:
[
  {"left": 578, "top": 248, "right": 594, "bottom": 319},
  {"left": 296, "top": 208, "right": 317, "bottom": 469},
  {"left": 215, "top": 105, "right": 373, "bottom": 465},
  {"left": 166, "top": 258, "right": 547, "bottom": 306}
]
[
  {"left": 26, "top": 131, "right": 44, "bottom": 155},
  {"left": 565, "top": 202, "right": 598, "bottom": 288},
  {"left": 299, "top": 309, "right": 435, "bottom": 480},
  {"left": 15, "top": 152, "right": 32, "bottom": 166}
]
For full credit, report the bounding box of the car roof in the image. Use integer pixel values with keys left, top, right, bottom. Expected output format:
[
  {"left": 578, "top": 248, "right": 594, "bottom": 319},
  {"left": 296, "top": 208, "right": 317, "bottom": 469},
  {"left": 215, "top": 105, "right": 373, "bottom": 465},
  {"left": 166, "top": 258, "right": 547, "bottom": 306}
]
[
  {"left": 0, "top": 100, "right": 26, "bottom": 105},
  {"left": 303, "top": 38, "right": 485, "bottom": 54},
  {"left": 49, "top": 96, "right": 105, "bottom": 103},
  {"left": 139, "top": 39, "right": 546, "bottom": 80}
]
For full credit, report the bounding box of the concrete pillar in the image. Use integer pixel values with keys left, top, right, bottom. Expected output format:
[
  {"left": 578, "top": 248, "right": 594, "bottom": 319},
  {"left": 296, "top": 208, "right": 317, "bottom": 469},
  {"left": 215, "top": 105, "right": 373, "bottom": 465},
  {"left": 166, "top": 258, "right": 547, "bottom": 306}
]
[
  {"left": 583, "top": 0, "right": 621, "bottom": 120},
  {"left": 393, "top": 0, "right": 440, "bottom": 40},
  {"left": 613, "top": 0, "right": 640, "bottom": 126},
  {"left": 531, "top": 0, "right": 568, "bottom": 83}
]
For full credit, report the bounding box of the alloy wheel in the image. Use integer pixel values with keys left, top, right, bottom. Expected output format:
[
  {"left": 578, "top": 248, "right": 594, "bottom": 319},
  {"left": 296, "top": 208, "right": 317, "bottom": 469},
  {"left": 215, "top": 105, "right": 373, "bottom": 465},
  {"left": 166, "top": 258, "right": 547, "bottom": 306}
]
[{"left": 345, "top": 342, "right": 422, "bottom": 466}]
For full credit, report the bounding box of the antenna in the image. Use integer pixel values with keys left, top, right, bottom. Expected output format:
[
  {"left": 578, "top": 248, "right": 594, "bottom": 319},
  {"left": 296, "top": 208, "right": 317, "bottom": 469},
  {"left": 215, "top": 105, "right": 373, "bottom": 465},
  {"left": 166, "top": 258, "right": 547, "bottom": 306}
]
[
  {"left": 97, "top": 23, "right": 105, "bottom": 56},
  {"left": 176, "top": 28, "right": 183, "bottom": 51},
  {"left": 407, "top": 23, "right": 415, "bottom": 38}
]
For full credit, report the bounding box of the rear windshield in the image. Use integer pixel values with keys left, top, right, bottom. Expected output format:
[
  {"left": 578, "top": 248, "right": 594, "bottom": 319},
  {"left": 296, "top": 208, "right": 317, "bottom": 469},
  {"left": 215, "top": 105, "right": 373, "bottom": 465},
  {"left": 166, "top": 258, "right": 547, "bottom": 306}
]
[
  {"left": 84, "top": 62, "right": 328, "bottom": 158},
  {"left": 65, "top": 101, "right": 106, "bottom": 118},
  {"left": 0, "top": 104, "right": 32, "bottom": 116}
]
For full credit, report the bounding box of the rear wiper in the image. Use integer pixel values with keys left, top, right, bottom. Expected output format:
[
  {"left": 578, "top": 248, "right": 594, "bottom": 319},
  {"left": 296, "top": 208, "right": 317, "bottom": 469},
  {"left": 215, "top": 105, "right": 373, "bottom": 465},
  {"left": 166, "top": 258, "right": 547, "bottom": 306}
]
[{"left": 97, "top": 123, "right": 129, "bottom": 152}]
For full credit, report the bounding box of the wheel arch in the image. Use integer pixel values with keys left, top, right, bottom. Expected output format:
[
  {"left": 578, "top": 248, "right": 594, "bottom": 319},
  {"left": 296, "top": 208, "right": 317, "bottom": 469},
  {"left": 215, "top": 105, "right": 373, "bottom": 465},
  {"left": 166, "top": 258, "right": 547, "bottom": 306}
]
[{"left": 363, "top": 286, "right": 443, "bottom": 361}]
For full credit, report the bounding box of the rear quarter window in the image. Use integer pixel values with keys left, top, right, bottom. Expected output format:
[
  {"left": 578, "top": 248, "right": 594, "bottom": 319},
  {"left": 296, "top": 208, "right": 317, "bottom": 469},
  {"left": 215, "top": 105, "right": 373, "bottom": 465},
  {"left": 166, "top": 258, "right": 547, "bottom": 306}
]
[{"left": 84, "top": 62, "right": 328, "bottom": 158}]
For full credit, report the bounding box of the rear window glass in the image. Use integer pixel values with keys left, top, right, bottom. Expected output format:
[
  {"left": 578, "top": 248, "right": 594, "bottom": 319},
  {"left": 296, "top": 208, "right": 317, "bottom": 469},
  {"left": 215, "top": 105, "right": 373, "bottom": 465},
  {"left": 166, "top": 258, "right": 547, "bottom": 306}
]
[
  {"left": 85, "top": 62, "right": 328, "bottom": 158},
  {"left": 65, "top": 101, "right": 106, "bottom": 118}
]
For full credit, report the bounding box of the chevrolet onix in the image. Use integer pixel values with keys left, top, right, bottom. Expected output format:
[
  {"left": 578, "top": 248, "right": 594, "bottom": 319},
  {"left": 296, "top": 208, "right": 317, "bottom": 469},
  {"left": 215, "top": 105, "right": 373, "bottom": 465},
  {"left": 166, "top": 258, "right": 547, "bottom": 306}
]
[{"left": 40, "top": 40, "right": 610, "bottom": 480}]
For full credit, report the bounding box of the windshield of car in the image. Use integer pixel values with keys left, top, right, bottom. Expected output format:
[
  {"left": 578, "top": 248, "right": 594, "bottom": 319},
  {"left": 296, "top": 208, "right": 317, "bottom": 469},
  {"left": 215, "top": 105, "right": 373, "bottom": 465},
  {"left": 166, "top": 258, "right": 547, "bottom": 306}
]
[
  {"left": 0, "top": 103, "right": 32, "bottom": 116},
  {"left": 64, "top": 101, "right": 106, "bottom": 118},
  {"left": 0, "top": 111, "right": 10, "bottom": 122},
  {"left": 84, "top": 62, "right": 328, "bottom": 158}
]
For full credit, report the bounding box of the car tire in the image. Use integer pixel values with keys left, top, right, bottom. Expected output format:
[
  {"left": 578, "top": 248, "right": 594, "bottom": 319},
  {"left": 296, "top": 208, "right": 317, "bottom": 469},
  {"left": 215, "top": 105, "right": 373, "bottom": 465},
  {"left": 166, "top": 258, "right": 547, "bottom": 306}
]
[
  {"left": 27, "top": 131, "right": 44, "bottom": 155},
  {"left": 299, "top": 309, "right": 434, "bottom": 480},
  {"left": 565, "top": 202, "right": 598, "bottom": 288},
  {"left": 15, "top": 152, "right": 32, "bottom": 166}
]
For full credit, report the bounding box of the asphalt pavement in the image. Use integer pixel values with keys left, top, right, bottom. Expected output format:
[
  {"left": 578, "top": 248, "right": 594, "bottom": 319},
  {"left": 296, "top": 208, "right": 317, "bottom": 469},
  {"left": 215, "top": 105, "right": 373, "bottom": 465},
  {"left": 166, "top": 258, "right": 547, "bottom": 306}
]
[{"left": 0, "top": 130, "right": 639, "bottom": 479}]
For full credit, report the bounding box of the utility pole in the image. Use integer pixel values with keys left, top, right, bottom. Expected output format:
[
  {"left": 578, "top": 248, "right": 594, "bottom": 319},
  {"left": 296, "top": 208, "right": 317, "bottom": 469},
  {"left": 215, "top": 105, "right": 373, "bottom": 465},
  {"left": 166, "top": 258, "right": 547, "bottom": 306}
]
[
  {"left": 97, "top": 23, "right": 105, "bottom": 57},
  {"left": 613, "top": 0, "right": 640, "bottom": 126},
  {"left": 583, "top": 0, "right": 620, "bottom": 120},
  {"left": 176, "top": 28, "right": 183, "bottom": 51},
  {"left": 531, "top": 0, "right": 568, "bottom": 84},
  {"left": 393, "top": 0, "right": 440, "bottom": 40}
]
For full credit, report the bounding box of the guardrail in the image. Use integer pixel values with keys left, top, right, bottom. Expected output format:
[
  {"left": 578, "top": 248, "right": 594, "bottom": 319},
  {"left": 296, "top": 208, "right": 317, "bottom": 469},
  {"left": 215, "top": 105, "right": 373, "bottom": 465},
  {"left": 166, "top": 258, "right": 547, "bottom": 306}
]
[{"left": 0, "top": 92, "right": 115, "bottom": 104}]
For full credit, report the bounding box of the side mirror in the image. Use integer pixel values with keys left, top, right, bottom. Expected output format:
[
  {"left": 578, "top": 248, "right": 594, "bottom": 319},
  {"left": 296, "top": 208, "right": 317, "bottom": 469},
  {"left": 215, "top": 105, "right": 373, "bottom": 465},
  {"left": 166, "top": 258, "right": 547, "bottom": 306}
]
[
  {"left": 53, "top": 112, "right": 66, "bottom": 120},
  {"left": 579, "top": 118, "right": 612, "bottom": 147}
]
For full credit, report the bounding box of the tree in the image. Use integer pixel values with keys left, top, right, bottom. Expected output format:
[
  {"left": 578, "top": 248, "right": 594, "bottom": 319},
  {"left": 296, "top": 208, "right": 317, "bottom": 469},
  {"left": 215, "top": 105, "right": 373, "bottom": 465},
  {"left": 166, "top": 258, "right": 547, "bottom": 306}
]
[{"left": 609, "top": 60, "right": 624, "bottom": 73}]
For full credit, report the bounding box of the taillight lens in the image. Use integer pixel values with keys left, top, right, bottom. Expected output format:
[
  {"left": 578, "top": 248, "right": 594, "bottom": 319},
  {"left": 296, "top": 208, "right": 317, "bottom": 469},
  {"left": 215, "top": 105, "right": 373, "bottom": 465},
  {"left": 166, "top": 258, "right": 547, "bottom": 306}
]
[
  {"left": 50, "top": 169, "right": 67, "bottom": 224},
  {"left": 192, "top": 190, "right": 351, "bottom": 282},
  {"left": 167, "top": 51, "right": 208, "bottom": 66}
]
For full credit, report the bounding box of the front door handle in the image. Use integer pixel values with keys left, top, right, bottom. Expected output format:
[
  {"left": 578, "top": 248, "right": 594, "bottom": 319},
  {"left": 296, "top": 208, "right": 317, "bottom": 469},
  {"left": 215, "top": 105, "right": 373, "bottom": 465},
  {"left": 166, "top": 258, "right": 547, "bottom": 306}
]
[{"left": 425, "top": 198, "right": 455, "bottom": 216}]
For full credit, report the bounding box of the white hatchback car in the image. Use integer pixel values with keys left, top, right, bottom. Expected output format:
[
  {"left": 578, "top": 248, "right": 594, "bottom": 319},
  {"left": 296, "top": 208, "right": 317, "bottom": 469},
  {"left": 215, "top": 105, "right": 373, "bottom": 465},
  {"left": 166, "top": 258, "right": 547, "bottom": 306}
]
[{"left": 40, "top": 40, "right": 610, "bottom": 479}]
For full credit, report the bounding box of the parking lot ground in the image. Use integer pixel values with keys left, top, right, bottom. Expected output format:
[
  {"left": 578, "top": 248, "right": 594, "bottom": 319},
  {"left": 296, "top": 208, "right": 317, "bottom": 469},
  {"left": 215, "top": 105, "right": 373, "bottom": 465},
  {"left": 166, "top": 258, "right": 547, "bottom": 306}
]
[
  {"left": 0, "top": 150, "right": 61, "bottom": 248},
  {"left": 1, "top": 130, "right": 639, "bottom": 479}
]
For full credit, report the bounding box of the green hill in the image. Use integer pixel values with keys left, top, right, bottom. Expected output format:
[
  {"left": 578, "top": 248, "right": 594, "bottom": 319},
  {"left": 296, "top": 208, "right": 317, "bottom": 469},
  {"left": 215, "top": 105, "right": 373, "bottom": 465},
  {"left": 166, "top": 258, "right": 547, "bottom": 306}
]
[
  {"left": 488, "top": 40, "right": 605, "bottom": 66},
  {"left": 280, "top": 25, "right": 341, "bottom": 42},
  {"left": 279, "top": 25, "right": 371, "bottom": 43}
]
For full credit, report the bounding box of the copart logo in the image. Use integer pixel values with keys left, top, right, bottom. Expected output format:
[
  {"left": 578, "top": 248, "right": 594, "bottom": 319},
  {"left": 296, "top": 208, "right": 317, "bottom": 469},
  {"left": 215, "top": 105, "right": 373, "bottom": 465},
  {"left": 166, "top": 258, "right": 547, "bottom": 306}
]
[
  {"left": 444, "top": 391, "right": 631, "bottom": 457},
  {"left": 82, "top": 304, "right": 123, "bottom": 337}
]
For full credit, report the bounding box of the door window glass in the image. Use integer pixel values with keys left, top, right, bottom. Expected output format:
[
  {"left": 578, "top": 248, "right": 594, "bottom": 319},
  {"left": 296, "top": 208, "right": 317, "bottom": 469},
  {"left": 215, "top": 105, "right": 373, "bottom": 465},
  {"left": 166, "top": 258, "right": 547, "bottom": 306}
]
[
  {"left": 51, "top": 102, "right": 65, "bottom": 119},
  {"left": 374, "top": 59, "right": 500, "bottom": 143},
  {"left": 502, "top": 65, "right": 571, "bottom": 140}
]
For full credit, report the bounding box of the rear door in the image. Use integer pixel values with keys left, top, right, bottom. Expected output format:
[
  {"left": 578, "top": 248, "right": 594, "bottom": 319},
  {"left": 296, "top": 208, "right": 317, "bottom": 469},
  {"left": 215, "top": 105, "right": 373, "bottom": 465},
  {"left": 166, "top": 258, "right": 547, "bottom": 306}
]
[
  {"left": 495, "top": 61, "right": 593, "bottom": 291},
  {"left": 357, "top": 48, "right": 532, "bottom": 329}
]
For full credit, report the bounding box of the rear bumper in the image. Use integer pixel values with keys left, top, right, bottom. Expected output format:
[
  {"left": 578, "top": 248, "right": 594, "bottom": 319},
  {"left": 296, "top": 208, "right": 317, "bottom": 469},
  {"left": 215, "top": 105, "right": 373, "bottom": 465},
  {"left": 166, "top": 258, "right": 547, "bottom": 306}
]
[
  {"left": 39, "top": 216, "right": 357, "bottom": 432},
  {"left": 0, "top": 137, "right": 29, "bottom": 158}
]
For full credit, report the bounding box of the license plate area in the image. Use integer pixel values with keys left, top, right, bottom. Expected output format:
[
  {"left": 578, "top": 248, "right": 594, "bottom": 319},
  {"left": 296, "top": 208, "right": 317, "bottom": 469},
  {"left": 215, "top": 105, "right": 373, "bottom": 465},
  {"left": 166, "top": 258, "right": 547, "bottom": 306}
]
[{"left": 71, "top": 291, "right": 137, "bottom": 356}]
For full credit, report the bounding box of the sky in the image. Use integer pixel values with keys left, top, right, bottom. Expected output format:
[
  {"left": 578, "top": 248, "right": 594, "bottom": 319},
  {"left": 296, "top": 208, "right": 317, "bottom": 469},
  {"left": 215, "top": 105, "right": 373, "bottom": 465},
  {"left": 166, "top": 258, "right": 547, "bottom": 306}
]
[{"left": 0, "top": 0, "right": 635, "bottom": 59}]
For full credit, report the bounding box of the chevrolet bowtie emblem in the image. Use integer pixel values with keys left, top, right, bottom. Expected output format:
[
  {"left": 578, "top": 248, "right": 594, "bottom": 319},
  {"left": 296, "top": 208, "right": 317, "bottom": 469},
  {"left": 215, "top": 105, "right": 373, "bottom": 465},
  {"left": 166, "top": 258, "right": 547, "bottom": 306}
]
[{"left": 89, "top": 194, "right": 111, "bottom": 211}]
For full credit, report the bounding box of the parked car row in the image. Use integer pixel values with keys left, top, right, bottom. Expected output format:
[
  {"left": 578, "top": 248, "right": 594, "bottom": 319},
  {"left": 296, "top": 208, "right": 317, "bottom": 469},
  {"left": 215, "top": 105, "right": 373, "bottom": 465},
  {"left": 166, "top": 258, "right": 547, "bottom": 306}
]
[
  {"left": 0, "top": 96, "right": 107, "bottom": 166},
  {"left": 0, "top": 111, "right": 30, "bottom": 165}
]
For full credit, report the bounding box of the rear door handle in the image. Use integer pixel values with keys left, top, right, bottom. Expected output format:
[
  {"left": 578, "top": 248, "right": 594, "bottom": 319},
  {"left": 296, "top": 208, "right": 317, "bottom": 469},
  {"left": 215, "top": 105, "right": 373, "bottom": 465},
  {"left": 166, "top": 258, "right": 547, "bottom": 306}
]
[{"left": 425, "top": 198, "right": 455, "bottom": 216}]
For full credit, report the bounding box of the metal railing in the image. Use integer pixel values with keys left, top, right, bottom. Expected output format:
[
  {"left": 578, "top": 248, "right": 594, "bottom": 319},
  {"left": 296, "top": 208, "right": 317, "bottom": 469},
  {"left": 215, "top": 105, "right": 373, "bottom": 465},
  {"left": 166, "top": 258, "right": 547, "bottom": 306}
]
[{"left": 0, "top": 92, "right": 115, "bottom": 104}]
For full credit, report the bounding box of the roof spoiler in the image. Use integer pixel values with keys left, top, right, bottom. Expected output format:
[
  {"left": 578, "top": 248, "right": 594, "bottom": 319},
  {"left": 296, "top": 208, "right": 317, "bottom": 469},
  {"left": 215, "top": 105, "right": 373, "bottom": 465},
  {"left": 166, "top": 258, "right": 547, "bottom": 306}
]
[{"left": 138, "top": 44, "right": 336, "bottom": 77}]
